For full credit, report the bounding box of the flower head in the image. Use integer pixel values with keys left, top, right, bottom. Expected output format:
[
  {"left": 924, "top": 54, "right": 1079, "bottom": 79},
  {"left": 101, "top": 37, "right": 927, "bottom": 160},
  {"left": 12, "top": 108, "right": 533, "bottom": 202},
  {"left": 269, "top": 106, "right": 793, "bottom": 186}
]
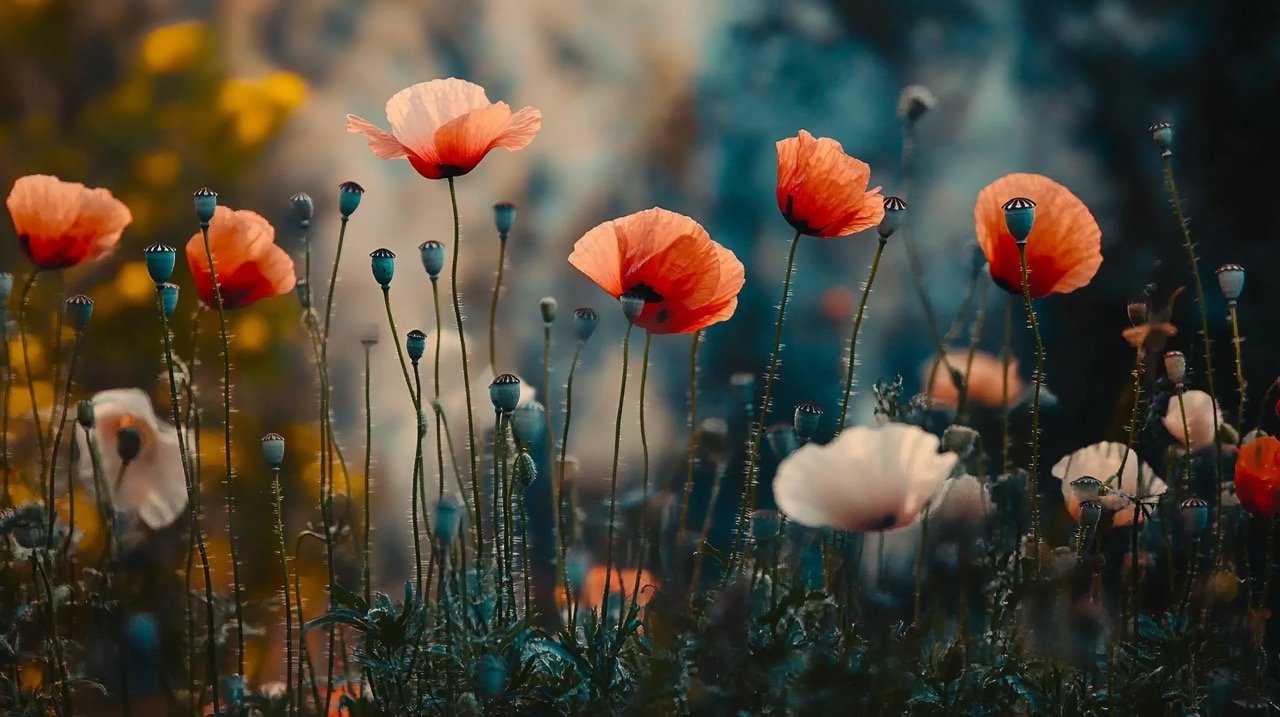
[
  {"left": 346, "top": 78, "right": 541, "bottom": 180},
  {"left": 1163, "top": 390, "right": 1226, "bottom": 451},
  {"left": 922, "top": 350, "right": 1024, "bottom": 408},
  {"left": 775, "top": 130, "right": 884, "bottom": 238},
  {"left": 568, "top": 207, "right": 743, "bottom": 334},
  {"left": 1051, "top": 441, "right": 1166, "bottom": 527},
  {"left": 75, "top": 389, "right": 186, "bottom": 531},
  {"left": 773, "top": 423, "right": 958, "bottom": 532},
  {"left": 1235, "top": 435, "right": 1280, "bottom": 517},
  {"left": 185, "top": 206, "right": 296, "bottom": 309},
  {"left": 974, "top": 173, "right": 1101, "bottom": 297},
  {"left": 7, "top": 174, "right": 132, "bottom": 269}
]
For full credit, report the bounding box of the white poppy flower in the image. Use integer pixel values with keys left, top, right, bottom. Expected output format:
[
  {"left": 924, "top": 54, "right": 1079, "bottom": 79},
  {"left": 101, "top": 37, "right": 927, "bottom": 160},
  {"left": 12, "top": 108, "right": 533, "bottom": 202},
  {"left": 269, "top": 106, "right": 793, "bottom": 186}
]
[
  {"left": 75, "top": 388, "right": 187, "bottom": 530},
  {"left": 773, "top": 423, "right": 958, "bottom": 532},
  {"left": 1052, "top": 441, "right": 1166, "bottom": 527},
  {"left": 1163, "top": 390, "right": 1230, "bottom": 451}
]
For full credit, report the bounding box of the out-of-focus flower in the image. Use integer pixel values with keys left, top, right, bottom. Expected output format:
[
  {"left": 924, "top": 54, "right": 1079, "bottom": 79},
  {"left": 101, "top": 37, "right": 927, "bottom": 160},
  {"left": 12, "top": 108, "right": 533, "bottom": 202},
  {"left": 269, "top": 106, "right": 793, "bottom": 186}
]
[
  {"left": 773, "top": 423, "right": 958, "bottom": 531},
  {"left": 1163, "top": 390, "right": 1229, "bottom": 451},
  {"left": 897, "top": 85, "right": 938, "bottom": 122},
  {"left": 75, "top": 389, "right": 186, "bottom": 531},
  {"left": 7, "top": 174, "right": 132, "bottom": 269},
  {"left": 218, "top": 71, "right": 308, "bottom": 145},
  {"left": 139, "top": 21, "right": 206, "bottom": 73},
  {"left": 1235, "top": 435, "right": 1280, "bottom": 517},
  {"left": 1051, "top": 441, "right": 1166, "bottom": 527},
  {"left": 185, "top": 206, "right": 296, "bottom": 309},
  {"left": 1122, "top": 321, "right": 1177, "bottom": 350},
  {"left": 347, "top": 77, "right": 541, "bottom": 180},
  {"left": 775, "top": 130, "right": 884, "bottom": 238},
  {"left": 921, "top": 350, "right": 1024, "bottom": 408},
  {"left": 973, "top": 173, "right": 1101, "bottom": 297},
  {"left": 568, "top": 207, "right": 744, "bottom": 334},
  {"left": 558, "top": 564, "right": 658, "bottom": 611}
]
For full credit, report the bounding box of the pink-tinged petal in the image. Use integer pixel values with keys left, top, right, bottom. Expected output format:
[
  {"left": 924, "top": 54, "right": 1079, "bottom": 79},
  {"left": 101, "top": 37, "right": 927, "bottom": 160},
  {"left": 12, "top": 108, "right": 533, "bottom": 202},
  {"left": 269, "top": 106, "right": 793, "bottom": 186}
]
[
  {"left": 493, "top": 106, "right": 542, "bottom": 151},
  {"left": 567, "top": 221, "right": 625, "bottom": 298},
  {"left": 385, "top": 78, "right": 490, "bottom": 156},
  {"left": 346, "top": 114, "right": 409, "bottom": 159},
  {"left": 430, "top": 103, "right": 517, "bottom": 176}
]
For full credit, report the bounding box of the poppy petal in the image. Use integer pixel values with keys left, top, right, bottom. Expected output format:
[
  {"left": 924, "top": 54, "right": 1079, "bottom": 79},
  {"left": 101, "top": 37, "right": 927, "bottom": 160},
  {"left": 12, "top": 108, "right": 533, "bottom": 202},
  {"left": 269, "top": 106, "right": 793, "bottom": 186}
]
[{"left": 346, "top": 114, "right": 409, "bottom": 159}]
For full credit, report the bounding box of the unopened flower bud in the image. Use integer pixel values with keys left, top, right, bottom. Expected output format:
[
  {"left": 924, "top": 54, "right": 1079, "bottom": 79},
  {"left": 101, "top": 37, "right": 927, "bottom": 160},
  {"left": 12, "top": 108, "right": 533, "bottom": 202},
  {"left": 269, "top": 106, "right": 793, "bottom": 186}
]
[
  {"left": 1181, "top": 497, "right": 1209, "bottom": 536},
  {"left": 539, "top": 296, "right": 557, "bottom": 324},
  {"left": 406, "top": 329, "right": 426, "bottom": 363},
  {"left": 493, "top": 202, "right": 516, "bottom": 240},
  {"left": 513, "top": 451, "right": 537, "bottom": 489},
  {"left": 65, "top": 295, "right": 93, "bottom": 332},
  {"left": 510, "top": 401, "right": 545, "bottom": 447},
  {"left": 419, "top": 241, "right": 445, "bottom": 278},
  {"left": 369, "top": 248, "right": 396, "bottom": 288},
  {"left": 76, "top": 400, "right": 94, "bottom": 428},
  {"left": 1079, "top": 500, "right": 1103, "bottom": 527},
  {"left": 1148, "top": 121, "right": 1174, "bottom": 156},
  {"left": 290, "top": 192, "right": 314, "bottom": 227}
]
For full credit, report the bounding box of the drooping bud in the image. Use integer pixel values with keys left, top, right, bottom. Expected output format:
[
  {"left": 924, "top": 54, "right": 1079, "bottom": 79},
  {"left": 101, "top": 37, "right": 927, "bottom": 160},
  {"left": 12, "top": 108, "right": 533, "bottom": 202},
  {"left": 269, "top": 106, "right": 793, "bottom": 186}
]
[
  {"left": 513, "top": 451, "right": 537, "bottom": 489},
  {"left": 260, "top": 433, "right": 285, "bottom": 468},
  {"left": 405, "top": 330, "right": 426, "bottom": 363},
  {"left": 1181, "top": 496, "right": 1209, "bottom": 536},
  {"left": 620, "top": 292, "right": 645, "bottom": 324},
  {"left": 117, "top": 425, "right": 142, "bottom": 463},
  {"left": 290, "top": 192, "right": 314, "bottom": 227},
  {"left": 793, "top": 401, "right": 822, "bottom": 442},
  {"left": 144, "top": 243, "right": 177, "bottom": 284},
  {"left": 1164, "top": 350, "right": 1187, "bottom": 386},
  {"left": 877, "top": 196, "right": 907, "bottom": 239},
  {"left": 766, "top": 423, "right": 798, "bottom": 459},
  {"left": 193, "top": 187, "right": 217, "bottom": 224},
  {"left": 493, "top": 202, "right": 516, "bottom": 240},
  {"left": 1001, "top": 197, "right": 1036, "bottom": 244},
  {"left": 572, "top": 307, "right": 598, "bottom": 343},
  {"left": 539, "top": 296, "right": 557, "bottom": 324},
  {"left": 338, "top": 181, "right": 364, "bottom": 217},
  {"left": 65, "top": 295, "right": 93, "bottom": 332},
  {"left": 1216, "top": 264, "right": 1245, "bottom": 303},
  {"left": 489, "top": 374, "right": 521, "bottom": 413},
  {"left": 419, "top": 241, "right": 445, "bottom": 278},
  {"left": 510, "top": 401, "right": 546, "bottom": 447},
  {"left": 369, "top": 248, "right": 396, "bottom": 288},
  {"left": 1148, "top": 121, "right": 1174, "bottom": 156}
]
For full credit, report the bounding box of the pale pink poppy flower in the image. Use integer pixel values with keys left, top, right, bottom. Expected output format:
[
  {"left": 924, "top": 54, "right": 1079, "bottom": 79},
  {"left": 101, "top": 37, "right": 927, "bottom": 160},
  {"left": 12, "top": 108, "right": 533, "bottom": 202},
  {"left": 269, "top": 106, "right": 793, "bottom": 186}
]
[
  {"left": 1052, "top": 441, "right": 1166, "bottom": 527},
  {"left": 1163, "top": 390, "right": 1230, "bottom": 452}
]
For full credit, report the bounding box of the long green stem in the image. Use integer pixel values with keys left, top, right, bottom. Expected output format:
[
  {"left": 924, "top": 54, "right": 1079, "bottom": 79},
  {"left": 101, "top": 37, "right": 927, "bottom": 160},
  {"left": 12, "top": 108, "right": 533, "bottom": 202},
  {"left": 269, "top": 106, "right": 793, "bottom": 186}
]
[
  {"left": 1228, "top": 303, "right": 1246, "bottom": 432},
  {"left": 835, "top": 239, "right": 888, "bottom": 432},
  {"left": 734, "top": 229, "right": 802, "bottom": 573},
  {"left": 601, "top": 323, "right": 633, "bottom": 618},
  {"left": 362, "top": 342, "right": 374, "bottom": 607},
  {"left": 16, "top": 270, "right": 46, "bottom": 479},
  {"left": 676, "top": 330, "right": 701, "bottom": 540},
  {"left": 1016, "top": 244, "right": 1044, "bottom": 572},
  {"left": 381, "top": 287, "right": 424, "bottom": 593},
  {"left": 489, "top": 239, "right": 507, "bottom": 371},
  {"left": 628, "top": 332, "right": 653, "bottom": 616},
  {"left": 1, "top": 316, "right": 11, "bottom": 506},
  {"left": 270, "top": 467, "right": 294, "bottom": 713},
  {"left": 1001, "top": 297, "right": 1012, "bottom": 474},
  {"left": 45, "top": 331, "right": 82, "bottom": 547},
  {"left": 1117, "top": 348, "right": 1145, "bottom": 480},
  {"left": 447, "top": 177, "right": 482, "bottom": 574},
  {"left": 557, "top": 340, "right": 585, "bottom": 617}
]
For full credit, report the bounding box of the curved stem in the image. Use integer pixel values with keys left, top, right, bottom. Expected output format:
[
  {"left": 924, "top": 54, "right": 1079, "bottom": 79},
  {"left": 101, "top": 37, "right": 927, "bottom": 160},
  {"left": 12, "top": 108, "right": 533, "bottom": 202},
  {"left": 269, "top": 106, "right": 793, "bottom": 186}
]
[
  {"left": 1016, "top": 244, "right": 1044, "bottom": 573},
  {"left": 557, "top": 341, "right": 585, "bottom": 616},
  {"left": 447, "top": 177, "right": 482, "bottom": 574},
  {"left": 677, "top": 330, "right": 702, "bottom": 540},
  {"left": 628, "top": 332, "right": 653, "bottom": 615},
  {"left": 270, "top": 467, "right": 294, "bottom": 713},
  {"left": 601, "top": 323, "right": 633, "bottom": 619},
  {"left": 46, "top": 331, "right": 82, "bottom": 547},
  {"left": 1117, "top": 348, "right": 1146, "bottom": 480},
  {"left": 17, "top": 270, "right": 46, "bottom": 477},
  {"left": 836, "top": 239, "right": 888, "bottom": 432},
  {"left": 2, "top": 317, "right": 11, "bottom": 506},
  {"left": 381, "top": 287, "right": 424, "bottom": 592}
]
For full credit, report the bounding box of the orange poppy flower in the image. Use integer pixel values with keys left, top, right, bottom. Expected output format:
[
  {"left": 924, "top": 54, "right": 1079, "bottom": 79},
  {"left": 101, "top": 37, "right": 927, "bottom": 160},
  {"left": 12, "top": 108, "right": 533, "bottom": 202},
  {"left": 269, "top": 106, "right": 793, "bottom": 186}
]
[
  {"left": 346, "top": 78, "right": 541, "bottom": 180},
  {"left": 973, "top": 173, "right": 1101, "bottom": 297},
  {"left": 557, "top": 564, "right": 659, "bottom": 610},
  {"left": 185, "top": 206, "right": 295, "bottom": 309},
  {"left": 6, "top": 174, "right": 132, "bottom": 269},
  {"left": 568, "top": 207, "right": 744, "bottom": 334},
  {"left": 922, "top": 350, "right": 1024, "bottom": 408},
  {"left": 1235, "top": 435, "right": 1280, "bottom": 517},
  {"left": 775, "top": 130, "right": 884, "bottom": 238}
]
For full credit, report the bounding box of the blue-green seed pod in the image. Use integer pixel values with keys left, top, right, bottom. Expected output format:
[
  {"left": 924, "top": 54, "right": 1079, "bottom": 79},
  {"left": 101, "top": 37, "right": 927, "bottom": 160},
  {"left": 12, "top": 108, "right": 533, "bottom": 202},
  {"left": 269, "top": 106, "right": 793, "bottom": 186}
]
[
  {"left": 290, "top": 192, "right": 314, "bottom": 227},
  {"left": 76, "top": 399, "right": 94, "bottom": 428},
  {"left": 877, "top": 196, "right": 907, "bottom": 239},
  {"left": 793, "top": 401, "right": 822, "bottom": 441},
  {"left": 513, "top": 451, "right": 537, "bottom": 489},
  {"left": 1216, "top": 264, "right": 1245, "bottom": 303},
  {"left": 338, "top": 181, "right": 364, "bottom": 217},
  {"left": 1078, "top": 500, "right": 1102, "bottom": 527},
  {"left": 143, "top": 243, "right": 177, "bottom": 284},
  {"left": 193, "top": 187, "right": 217, "bottom": 224},
  {"left": 510, "top": 401, "right": 546, "bottom": 446},
  {"left": 0, "top": 272, "right": 12, "bottom": 303},
  {"left": 1149, "top": 121, "right": 1174, "bottom": 155},
  {"left": 369, "top": 248, "right": 396, "bottom": 288},
  {"left": 260, "top": 432, "right": 285, "bottom": 468},
  {"left": 419, "top": 240, "right": 445, "bottom": 278},
  {"left": 159, "top": 283, "right": 179, "bottom": 318},
  {"left": 1181, "top": 496, "right": 1209, "bottom": 535},
  {"left": 489, "top": 374, "right": 521, "bottom": 413},
  {"left": 434, "top": 495, "right": 463, "bottom": 544},
  {"left": 540, "top": 296, "right": 557, "bottom": 324},
  {"left": 620, "top": 293, "right": 645, "bottom": 324},
  {"left": 766, "top": 423, "right": 798, "bottom": 459},
  {"left": 65, "top": 295, "right": 93, "bottom": 332},
  {"left": 493, "top": 202, "right": 516, "bottom": 240},
  {"left": 572, "top": 307, "right": 598, "bottom": 342},
  {"left": 473, "top": 655, "right": 508, "bottom": 698},
  {"left": 117, "top": 425, "right": 142, "bottom": 463},
  {"left": 1001, "top": 197, "right": 1036, "bottom": 244},
  {"left": 406, "top": 329, "right": 426, "bottom": 363},
  {"left": 1070, "top": 476, "right": 1103, "bottom": 504}
]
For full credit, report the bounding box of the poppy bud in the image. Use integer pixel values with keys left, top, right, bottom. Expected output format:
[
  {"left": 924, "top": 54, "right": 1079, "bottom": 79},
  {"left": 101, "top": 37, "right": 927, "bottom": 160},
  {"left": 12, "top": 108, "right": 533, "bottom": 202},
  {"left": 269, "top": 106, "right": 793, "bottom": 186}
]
[
  {"left": 572, "top": 307, "right": 598, "bottom": 342},
  {"left": 65, "top": 295, "right": 93, "bottom": 332},
  {"left": 897, "top": 84, "right": 937, "bottom": 123},
  {"left": 0, "top": 272, "right": 12, "bottom": 303},
  {"left": 1181, "top": 496, "right": 1209, "bottom": 536},
  {"left": 1164, "top": 351, "right": 1186, "bottom": 385},
  {"left": 434, "top": 494, "right": 463, "bottom": 544},
  {"left": 159, "top": 283, "right": 179, "bottom": 318},
  {"left": 489, "top": 374, "right": 521, "bottom": 413},
  {"left": 473, "top": 654, "right": 507, "bottom": 698},
  {"left": 193, "top": 187, "right": 217, "bottom": 224},
  {"left": 260, "top": 432, "right": 285, "bottom": 468},
  {"left": 338, "top": 181, "right": 364, "bottom": 217},
  {"left": 793, "top": 401, "right": 822, "bottom": 442},
  {"left": 1078, "top": 500, "right": 1103, "bottom": 527},
  {"left": 117, "top": 425, "right": 142, "bottom": 464},
  {"left": 620, "top": 293, "right": 645, "bottom": 324},
  {"left": 143, "top": 243, "right": 177, "bottom": 284},
  {"left": 295, "top": 278, "right": 311, "bottom": 310},
  {"left": 1001, "top": 197, "right": 1036, "bottom": 244},
  {"left": 1148, "top": 121, "right": 1174, "bottom": 156},
  {"left": 513, "top": 451, "right": 537, "bottom": 488},
  {"left": 877, "top": 196, "right": 907, "bottom": 239},
  {"left": 1070, "top": 476, "right": 1103, "bottom": 503},
  {"left": 406, "top": 329, "right": 426, "bottom": 363},
  {"left": 510, "top": 401, "right": 546, "bottom": 447},
  {"left": 1126, "top": 301, "right": 1149, "bottom": 326},
  {"left": 76, "top": 399, "right": 94, "bottom": 428},
  {"left": 766, "top": 423, "right": 798, "bottom": 459},
  {"left": 539, "top": 296, "right": 557, "bottom": 324},
  {"left": 493, "top": 202, "right": 516, "bottom": 240},
  {"left": 419, "top": 241, "right": 445, "bottom": 278},
  {"left": 1216, "top": 264, "right": 1245, "bottom": 303},
  {"left": 369, "top": 248, "right": 396, "bottom": 288},
  {"left": 290, "top": 192, "right": 314, "bottom": 227}
]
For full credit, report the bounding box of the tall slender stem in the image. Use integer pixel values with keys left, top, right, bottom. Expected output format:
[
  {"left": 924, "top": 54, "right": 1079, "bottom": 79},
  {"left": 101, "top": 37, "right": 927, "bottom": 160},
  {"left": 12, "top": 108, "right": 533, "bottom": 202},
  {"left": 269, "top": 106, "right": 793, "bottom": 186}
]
[
  {"left": 1, "top": 316, "right": 11, "bottom": 506},
  {"left": 601, "top": 323, "right": 633, "bottom": 616},
  {"left": 17, "top": 270, "right": 46, "bottom": 477},
  {"left": 628, "top": 332, "right": 653, "bottom": 615},
  {"left": 447, "top": 177, "right": 482, "bottom": 573},
  {"left": 1117, "top": 349, "right": 1145, "bottom": 479},
  {"left": 836, "top": 239, "right": 888, "bottom": 432},
  {"left": 1001, "top": 297, "right": 1012, "bottom": 474},
  {"left": 382, "top": 287, "right": 424, "bottom": 593},
  {"left": 677, "top": 330, "right": 702, "bottom": 539},
  {"left": 557, "top": 341, "right": 585, "bottom": 610},
  {"left": 489, "top": 239, "right": 507, "bottom": 371},
  {"left": 362, "top": 342, "right": 374, "bottom": 607},
  {"left": 1016, "top": 244, "right": 1044, "bottom": 572},
  {"left": 1228, "top": 303, "right": 1246, "bottom": 431},
  {"left": 270, "top": 466, "right": 294, "bottom": 713},
  {"left": 45, "top": 331, "right": 82, "bottom": 547}
]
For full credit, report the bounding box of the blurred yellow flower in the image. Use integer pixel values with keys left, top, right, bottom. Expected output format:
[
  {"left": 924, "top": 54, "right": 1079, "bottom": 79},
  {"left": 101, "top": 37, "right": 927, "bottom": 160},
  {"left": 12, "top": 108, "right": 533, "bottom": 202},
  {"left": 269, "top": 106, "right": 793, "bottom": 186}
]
[
  {"left": 135, "top": 150, "right": 181, "bottom": 187},
  {"left": 232, "top": 313, "right": 270, "bottom": 353},
  {"left": 7, "top": 337, "right": 44, "bottom": 377},
  {"left": 139, "top": 20, "right": 206, "bottom": 74},
  {"left": 115, "top": 261, "right": 157, "bottom": 305},
  {"left": 218, "top": 71, "right": 308, "bottom": 145},
  {"left": 7, "top": 379, "right": 53, "bottom": 420}
]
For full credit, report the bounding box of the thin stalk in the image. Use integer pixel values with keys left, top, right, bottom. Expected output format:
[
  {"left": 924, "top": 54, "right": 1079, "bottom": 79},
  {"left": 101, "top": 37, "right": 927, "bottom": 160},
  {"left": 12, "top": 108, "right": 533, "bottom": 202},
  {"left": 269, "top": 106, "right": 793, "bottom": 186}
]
[
  {"left": 542, "top": 320, "right": 557, "bottom": 590},
  {"left": 1228, "top": 302, "right": 1246, "bottom": 431},
  {"left": 1117, "top": 348, "right": 1146, "bottom": 481},
  {"left": 735, "top": 229, "right": 802, "bottom": 573},
  {"left": 913, "top": 506, "right": 931, "bottom": 624},
  {"left": 41, "top": 276, "right": 64, "bottom": 490},
  {"left": 447, "top": 178, "right": 483, "bottom": 573},
  {"left": 836, "top": 238, "right": 888, "bottom": 431},
  {"left": 381, "top": 286, "right": 424, "bottom": 593},
  {"left": 270, "top": 467, "right": 295, "bottom": 713},
  {"left": 601, "top": 323, "right": 634, "bottom": 618},
  {"left": 16, "top": 270, "right": 46, "bottom": 476},
  {"left": 45, "top": 330, "right": 83, "bottom": 547},
  {"left": 953, "top": 277, "right": 990, "bottom": 422},
  {"left": 687, "top": 461, "right": 728, "bottom": 596},
  {"left": 1001, "top": 297, "right": 1012, "bottom": 473},
  {"left": 2, "top": 317, "right": 11, "bottom": 505},
  {"left": 557, "top": 340, "right": 585, "bottom": 610},
  {"left": 676, "top": 330, "right": 701, "bottom": 540},
  {"left": 489, "top": 238, "right": 507, "bottom": 370},
  {"left": 362, "top": 341, "right": 374, "bottom": 606},
  {"left": 1016, "top": 243, "right": 1044, "bottom": 572},
  {"left": 33, "top": 554, "right": 70, "bottom": 716},
  {"left": 629, "top": 332, "right": 653, "bottom": 615}
]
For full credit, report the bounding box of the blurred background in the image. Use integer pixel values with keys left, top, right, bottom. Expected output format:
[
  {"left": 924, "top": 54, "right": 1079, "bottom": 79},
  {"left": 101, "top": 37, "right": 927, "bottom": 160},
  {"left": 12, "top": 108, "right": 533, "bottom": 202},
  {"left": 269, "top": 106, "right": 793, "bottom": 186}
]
[{"left": 2, "top": 0, "right": 1278, "bottom": 686}]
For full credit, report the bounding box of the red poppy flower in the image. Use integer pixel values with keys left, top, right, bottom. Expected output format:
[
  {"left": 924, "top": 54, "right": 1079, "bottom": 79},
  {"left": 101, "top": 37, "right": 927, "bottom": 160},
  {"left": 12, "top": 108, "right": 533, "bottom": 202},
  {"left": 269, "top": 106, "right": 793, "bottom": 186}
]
[
  {"left": 568, "top": 207, "right": 744, "bottom": 334},
  {"left": 6, "top": 174, "right": 132, "bottom": 269},
  {"left": 1235, "top": 435, "right": 1280, "bottom": 517},
  {"left": 185, "top": 206, "right": 295, "bottom": 309},
  {"left": 347, "top": 78, "right": 541, "bottom": 180},
  {"left": 973, "top": 173, "right": 1101, "bottom": 297},
  {"left": 775, "top": 130, "right": 884, "bottom": 238}
]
